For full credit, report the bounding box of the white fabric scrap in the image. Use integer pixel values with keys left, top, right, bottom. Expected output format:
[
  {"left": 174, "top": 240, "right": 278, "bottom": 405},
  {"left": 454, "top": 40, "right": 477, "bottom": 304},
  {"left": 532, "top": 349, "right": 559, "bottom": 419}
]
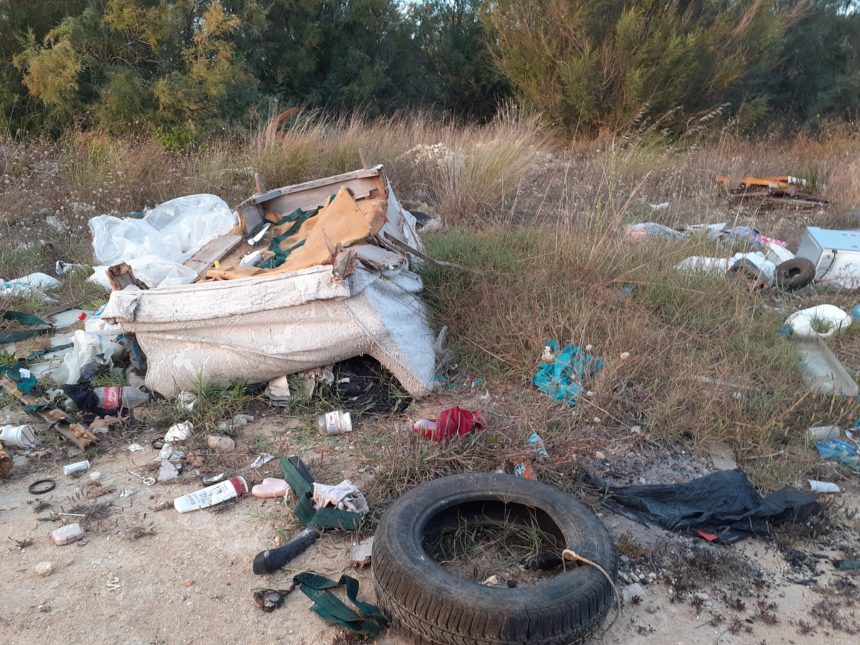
[{"left": 312, "top": 480, "right": 369, "bottom": 515}]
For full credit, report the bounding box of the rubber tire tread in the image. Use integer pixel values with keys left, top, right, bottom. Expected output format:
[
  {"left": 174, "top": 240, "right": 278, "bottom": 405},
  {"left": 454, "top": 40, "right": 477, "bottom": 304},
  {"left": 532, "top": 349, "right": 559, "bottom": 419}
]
[
  {"left": 775, "top": 258, "right": 816, "bottom": 291},
  {"left": 372, "top": 473, "right": 616, "bottom": 644}
]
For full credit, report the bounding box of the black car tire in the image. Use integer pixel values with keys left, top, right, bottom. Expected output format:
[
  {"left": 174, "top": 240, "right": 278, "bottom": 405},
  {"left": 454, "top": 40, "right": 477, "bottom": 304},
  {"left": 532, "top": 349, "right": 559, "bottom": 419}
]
[
  {"left": 775, "top": 258, "right": 816, "bottom": 291},
  {"left": 372, "top": 473, "right": 616, "bottom": 644}
]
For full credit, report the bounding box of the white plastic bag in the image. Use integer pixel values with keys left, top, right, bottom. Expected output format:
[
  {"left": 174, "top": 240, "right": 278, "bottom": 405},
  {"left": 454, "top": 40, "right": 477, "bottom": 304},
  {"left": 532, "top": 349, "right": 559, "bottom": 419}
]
[{"left": 88, "top": 194, "right": 237, "bottom": 289}]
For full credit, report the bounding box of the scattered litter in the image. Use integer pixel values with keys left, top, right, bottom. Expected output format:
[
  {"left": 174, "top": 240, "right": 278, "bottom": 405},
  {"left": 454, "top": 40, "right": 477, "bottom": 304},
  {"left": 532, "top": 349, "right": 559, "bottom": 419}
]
[
  {"left": 253, "top": 588, "right": 292, "bottom": 612},
  {"left": 785, "top": 304, "right": 852, "bottom": 338},
  {"left": 795, "top": 337, "right": 859, "bottom": 396},
  {"left": 127, "top": 443, "right": 145, "bottom": 453},
  {"left": 350, "top": 536, "right": 374, "bottom": 568},
  {"left": 105, "top": 573, "right": 121, "bottom": 592},
  {"left": 63, "top": 460, "right": 90, "bottom": 475},
  {"left": 601, "top": 469, "right": 821, "bottom": 544},
  {"left": 248, "top": 453, "right": 275, "bottom": 470},
  {"left": 0, "top": 424, "right": 38, "bottom": 449},
  {"left": 34, "top": 561, "right": 54, "bottom": 577},
  {"left": 0, "top": 272, "right": 60, "bottom": 300},
  {"left": 526, "top": 432, "right": 549, "bottom": 461},
  {"left": 481, "top": 574, "right": 501, "bottom": 587},
  {"left": 717, "top": 175, "right": 827, "bottom": 210},
  {"left": 774, "top": 258, "right": 815, "bottom": 290},
  {"left": 202, "top": 473, "right": 226, "bottom": 485},
  {"left": 412, "top": 406, "right": 485, "bottom": 441},
  {"left": 316, "top": 410, "right": 353, "bottom": 435},
  {"left": 206, "top": 434, "right": 236, "bottom": 452},
  {"left": 808, "top": 480, "right": 841, "bottom": 494},
  {"left": 534, "top": 339, "right": 603, "bottom": 406},
  {"left": 816, "top": 439, "right": 860, "bottom": 472},
  {"left": 514, "top": 461, "right": 537, "bottom": 480},
  {"left": 120, "top": 489, "right": 134, "bottom": 498},
  {"left": 127, "top": 469, "right": 156, "bottom": 486},
  {"left": 706, "top": 443, "right": 737, "bottom": 471},
  {"left": 158, "top": 443, "right": 185, "bottom": 462},
  {"left": 796, "top": 227, "right": 860, "bottom": 288},
  {"left": 177, "top": 391, "right": 197, "bottom": 412},
  {"left": 313, "top": 480, "right": 369, "bottom": 515},
  {"left": 252, "top": 527, "right": 320, "bottom": 574},
  {"left": 252, "top": 478, "right": 290, "bottom": 499},
  {"left": 624, "top": 222, "right": 684, "bottom": 242},
  {"left": 88, "top": 471, "right": 101, "bottom": 481},
  {"left": 836, "top": 560, "right": 860, "bottom": 571},
  {"left": 89, "top": 193, "right": 237, "bottom": 289},
  {"left": 174, "top": 476, "right": 248, "bottom": 513},
  {"left": 164, "top": 421, "right": 193, "bottom": 443},
  {"left": 808, "top": 425, "right": 841, "bottom": 441},
  {"left": 157, "top": 460, "right": 180, "bottom": 482},
  {"left": 55, "top": 260, "right": 86, "bottom": 275},
  {"left": 265, "top": 375, "right": 291, "bottom": 405},
  {"left": 28, "top": 479, "right": 56, "bottom": 495},
  {"left": 292, "top": 572, "right": 387, "bottom": 636},
  {"left": 52, "top": 523, "right": 85, "bottom": 545},
  {"left": 281, "top": 457, "right": 363, "bottom": 530}
]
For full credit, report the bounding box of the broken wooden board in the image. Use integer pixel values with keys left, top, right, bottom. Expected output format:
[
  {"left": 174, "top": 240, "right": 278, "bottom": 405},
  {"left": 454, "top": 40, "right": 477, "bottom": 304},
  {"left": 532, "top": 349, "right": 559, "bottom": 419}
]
[
  {"left": 107, "top": 262, "right": 148, "bottom": 291},
  {"left": 184, "top": 234, "right": 243, "bottom": 277},
  {"left": 0, "top": 376, "right": 98, "bottom": 449}
]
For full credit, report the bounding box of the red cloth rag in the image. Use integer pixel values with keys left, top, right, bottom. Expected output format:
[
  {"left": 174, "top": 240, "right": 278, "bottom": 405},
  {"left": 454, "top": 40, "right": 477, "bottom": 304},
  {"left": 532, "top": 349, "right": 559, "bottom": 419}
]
[{"left": 418, "top": 406, "right": 485, "bottom": 441}]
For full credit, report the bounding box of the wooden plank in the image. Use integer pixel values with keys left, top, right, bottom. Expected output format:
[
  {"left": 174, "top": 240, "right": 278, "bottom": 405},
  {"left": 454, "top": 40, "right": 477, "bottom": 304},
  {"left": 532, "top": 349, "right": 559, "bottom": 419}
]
[
  {"left": 250, "top": 165, "right": 383, "bottom": 203},
  {"left": 0, "top": 376, "right": 98, "bottom": 449},
  {"left": 184, "top": 234, "right": 243, "bottom": 276},
  {"left": 107, "top": 262, "right": 148, "bottom": 291}
]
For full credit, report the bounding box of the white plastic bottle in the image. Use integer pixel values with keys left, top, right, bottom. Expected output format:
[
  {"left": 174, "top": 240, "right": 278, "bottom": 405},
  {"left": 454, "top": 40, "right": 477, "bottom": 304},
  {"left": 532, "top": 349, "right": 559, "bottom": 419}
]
[
  {"left": 174, "top": 476, "right": 249, "bottom": 513},
  {"left": 94, "top": 386, "right": 151, "bottom": 411}
]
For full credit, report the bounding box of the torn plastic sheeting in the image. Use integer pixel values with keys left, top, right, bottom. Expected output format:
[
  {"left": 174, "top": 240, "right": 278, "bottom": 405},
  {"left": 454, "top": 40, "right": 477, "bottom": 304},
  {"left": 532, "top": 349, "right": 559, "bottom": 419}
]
[
  {"left": 89, "top": 194, "right": 236, "bottom": 289},
  {"left": 101, "top": 265, "right": 436, "bottom": 398},
  {"left": 816, "top": 439, "right": 860, "bottom": 472},
  {"left": 0, "top": 272, "right": 60, "bottom": 300},
  {"left": 602, "top": 469, "right": 821, "bottom": 544}
]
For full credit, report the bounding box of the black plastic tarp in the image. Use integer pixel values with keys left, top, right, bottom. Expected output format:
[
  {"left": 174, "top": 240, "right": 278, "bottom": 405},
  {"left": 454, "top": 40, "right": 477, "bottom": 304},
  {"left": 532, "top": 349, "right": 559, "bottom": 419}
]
[{"left": 601, "top": 469, "right": 821, "bottom": 544}]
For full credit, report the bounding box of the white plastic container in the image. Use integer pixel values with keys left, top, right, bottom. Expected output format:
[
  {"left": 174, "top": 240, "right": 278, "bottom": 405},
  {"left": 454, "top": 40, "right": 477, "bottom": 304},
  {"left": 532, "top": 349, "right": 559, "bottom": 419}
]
[
  {"left": 174, "top": 476, "right": 248, "bottom": 513},
  {"left": 317, "top": 410, "right": 352, "bottom": 435},
  {"left": 0, "top": 424, "right": 38, "bottom": 449},
  {"left": 63, "top": 460, "right": 91, "bottom": 475}
]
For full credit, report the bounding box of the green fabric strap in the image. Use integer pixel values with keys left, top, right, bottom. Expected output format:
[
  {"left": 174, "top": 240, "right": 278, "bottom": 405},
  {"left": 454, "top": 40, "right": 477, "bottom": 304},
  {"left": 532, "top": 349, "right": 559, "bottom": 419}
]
[
  {"left": 0, "top": 311, "right": 52, "bottom": 343},
  {"left": 280, "top": 457, "right": 363, "bottom": 531},
  {"left": 260, "top": 206, "right": 320, "bottom": 269},
  {"left": 293, "top": 572, "right": 388, "bottom": 637}
]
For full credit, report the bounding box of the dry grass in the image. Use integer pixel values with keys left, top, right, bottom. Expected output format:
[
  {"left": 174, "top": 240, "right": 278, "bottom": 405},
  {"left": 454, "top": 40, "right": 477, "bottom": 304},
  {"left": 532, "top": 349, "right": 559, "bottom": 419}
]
[{"left": 419, "top": 227, "right": 860, "bottom": 487}]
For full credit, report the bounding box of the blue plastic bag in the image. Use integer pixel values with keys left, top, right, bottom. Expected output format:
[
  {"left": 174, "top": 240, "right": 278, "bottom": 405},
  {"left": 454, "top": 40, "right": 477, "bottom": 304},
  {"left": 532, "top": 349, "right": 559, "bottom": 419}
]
[{"left": 533, "top": 339, "right": 604, "bottom": 406}]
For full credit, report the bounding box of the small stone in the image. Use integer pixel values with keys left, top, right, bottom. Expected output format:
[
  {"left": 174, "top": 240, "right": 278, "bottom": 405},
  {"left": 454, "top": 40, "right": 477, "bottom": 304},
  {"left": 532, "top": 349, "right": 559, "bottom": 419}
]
[
  {"left": 648, "top": 572, "right": 657, "bottom": 581},
  {"left": 630, "top": 425, "right": 641, "bottom": 435},
  {"left": 695, "top": 592, "right": 709, "bottom": 602},
  {"left": 620, "top": 352, "right": 630, "bottom": 360},
  {"left": 585, "top": 344, "right": 593, "bottom": 352},
  {"left": 622, "top": 583, "right": 644, "bottom": 603},
  {"left": 620, "top": 555, "right": 630, "bottom": 563},
  {"left": 595, "top": 451, "right": 605, "bottom": 460},
  {"left": 592, "top": 417, "right": 601, "bottom": 424},
  {"left": 630, "top": 573, "right": 640, "bottom": 583},
  {"left": 34, "top": 562, "right": 54, "bottom": 577},
  {"left": 38, "top": 604, "right": 51, "bottom": 613},
  {"left": 207, "top": 435, "right": 236, "bottom": 452},
  {"left": 180, "top": 579, "right": 194, "bottom": 588},
  {"left": 619, "top": 571, "right": 631, "bottom": 583}
]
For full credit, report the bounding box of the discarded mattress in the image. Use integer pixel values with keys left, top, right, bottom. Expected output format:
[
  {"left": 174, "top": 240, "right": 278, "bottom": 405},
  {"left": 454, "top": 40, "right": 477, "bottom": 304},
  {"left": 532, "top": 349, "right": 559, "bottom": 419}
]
[{"left": 101, "top": 166, "right": 436, "bottom": 398}]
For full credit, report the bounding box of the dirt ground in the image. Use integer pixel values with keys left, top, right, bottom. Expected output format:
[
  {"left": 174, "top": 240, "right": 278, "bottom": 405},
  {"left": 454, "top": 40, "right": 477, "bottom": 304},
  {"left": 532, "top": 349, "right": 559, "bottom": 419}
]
[{"left": 2, "top": 407, "right": 859, "bottom": 645}]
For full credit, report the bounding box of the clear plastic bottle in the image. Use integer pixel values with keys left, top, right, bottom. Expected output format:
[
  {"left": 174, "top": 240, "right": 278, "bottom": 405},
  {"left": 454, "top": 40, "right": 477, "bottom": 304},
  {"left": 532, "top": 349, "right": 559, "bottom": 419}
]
[{"left": 93, "top": 386, "right": 150, "bottom": 411}]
